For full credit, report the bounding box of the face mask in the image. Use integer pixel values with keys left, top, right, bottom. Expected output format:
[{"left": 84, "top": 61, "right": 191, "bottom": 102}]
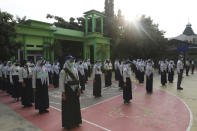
[{"left": 69, "top": 62, "right": 74, "bottom": 68}]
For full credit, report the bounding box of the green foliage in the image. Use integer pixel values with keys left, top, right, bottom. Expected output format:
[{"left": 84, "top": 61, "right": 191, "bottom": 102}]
[
  {"left": 46, "top": 14, "right": 85, "bottom": 31},
  {"left": 112, "top": 15, "right": 168, "bottom": 60},
  {"left": 103, "top": 0, "right": 168, "bottom": 60},
  {"left": 16, "top": 16, "right": 28, "bottom": 24},
  {"left": 0, "top": 10, "right": 22, "bottom": 61}
]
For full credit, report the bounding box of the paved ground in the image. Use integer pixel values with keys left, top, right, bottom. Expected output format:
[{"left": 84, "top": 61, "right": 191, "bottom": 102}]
[{"left": 0, "top": 70, "right": 196, "bottom": 131}]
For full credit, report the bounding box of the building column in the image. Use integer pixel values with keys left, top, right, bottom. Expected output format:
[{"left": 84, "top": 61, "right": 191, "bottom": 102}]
[
  {"left": 92, "top": 14, "right": 95, "bottom": 32},
  {"left": 23, "top": 35, "right": 27, "bottom": 59},
  {"left": 51, "top": 41, "right": 54, "bottom": 63},
  {"left": 85, "top": 16, "right": 88, "bottom": 35},
  {"left": 101, "top": 17, "right": 104, "bottom": 34}
]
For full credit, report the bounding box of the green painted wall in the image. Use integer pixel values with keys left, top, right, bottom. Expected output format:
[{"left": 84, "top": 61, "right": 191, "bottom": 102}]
[{"left": 15, "top": 16, "right": 110, "bottom": 63}]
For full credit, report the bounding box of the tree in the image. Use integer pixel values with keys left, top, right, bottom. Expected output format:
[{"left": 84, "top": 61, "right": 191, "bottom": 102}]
[
  {"left": 0, "top": 10, "right": 22, "bottom": 61},
  {"left": 113, "top": 15, "right": 168, "bottom": 60},
  {"left": 46, "top": 14, "right": 85, "bottom": 31},
  {"left": 16, "top": 16, "right": 27, "bottom": 24}
]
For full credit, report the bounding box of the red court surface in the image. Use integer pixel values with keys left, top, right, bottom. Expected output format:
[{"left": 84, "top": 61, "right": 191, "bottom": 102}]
[{"left": 0, "top": 84, "right": 191, "bottom": 131}]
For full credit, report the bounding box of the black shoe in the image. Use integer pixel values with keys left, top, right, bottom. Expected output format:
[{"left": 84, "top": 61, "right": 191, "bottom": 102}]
[
  {"left": 39, "top": 110, "right": 44, "bottom": 114},
  {"left": 43, "top": 109, "right": 49, "bottom": 113},
  {"left": 177, "top": 87, "right": 183, "bottom": 90},
  {"left": 39, "top": 109, "right": 49, "bottom": 114},
  {"left": 24, "top": 104, "right": 32, "bottom": 108}
]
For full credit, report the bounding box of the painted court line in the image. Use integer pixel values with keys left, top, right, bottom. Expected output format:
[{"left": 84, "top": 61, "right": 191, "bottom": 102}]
[
  {"left": 81, "top": 83, "right": 138, "bottom": 111},
  {"left": 50, "top": 105, "right": 111, "bottom": 131},
  {"left": 161, "top": 90, "right": 193, "bottom": 131}
]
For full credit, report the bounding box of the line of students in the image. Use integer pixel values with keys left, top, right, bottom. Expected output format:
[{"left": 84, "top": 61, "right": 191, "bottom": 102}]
[
  {"left": 0, "top": 55, "right": 195, "bottom": 130},
  {"left": 159, "top": 56, "right": 195, "bottom": 90}
]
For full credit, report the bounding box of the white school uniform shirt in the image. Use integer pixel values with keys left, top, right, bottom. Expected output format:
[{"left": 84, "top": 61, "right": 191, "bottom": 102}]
[
  {"left": 191, "top": 61, "right": 194, "bottom": 65},
  {"left": 59, "top": 63, "right": 79, "bottom": 92},
  {"left": 168, "top": 63, "right": 174, "bottom": 73},
  {"left": 19, "top": 66, "right": 33, "bottom": 83},
  {"left": 186, "top": 60, "right": 190, "bottom": 66},
  {"left": 45, "top": 63, "right": 52, "bottom": 73},
  {"left": 52, "top": 64, "right": 60, "bottom": 75},
  {"left": 77, "top": 64, "right": 85, "bottom": 76},
  {"left": 83, "top": 62, "right": 88, "bottom": 70},
  {"left": 10, "top": 65, "right": 20, "bottom": 84},
  {"left": 5, "top": 65, "right": 10, "bottom": 77},
  {"left": 177, "top": 60, "right": 183, "bottom": 74},
  {"left": 0, "top": 64, "right": 3, "bottom": 77},
  {"left": 2, "top": 66, "right": 6, "bottom": 78},
  {"left": 104, "top": 63, "right": 112, "bottom": 70},
  {"left": 123, "top": 65, "right": 132, "bottom": 83},
  {"left": 139, "top": 62, "right": 145, "bottom": 72},
  {"left": 87, "top": 61, "right": 91, "bottom": 67},
  {"left": 32, "top": 65, "right": 49, "bottom": 89},
  {"left": 119, "top": 63, "right": 124, "bottom": 76},
  {"left": 114, "top": 61, "right": 119, "bottom": 70},
  {"left": 92, "top": 64, "right": 102, "bottom": 79},
  {"left": 160, "top": 62, "right": 165, "bottom": 72},
  {"left": 146, "top": 64, "right": 154, "bottom": 77}
]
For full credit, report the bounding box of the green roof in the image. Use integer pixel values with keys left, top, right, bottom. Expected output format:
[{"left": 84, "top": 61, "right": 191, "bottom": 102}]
[
  {"left": 84, "top": 10, "right": 105, "bottom": 17},
  {"left": 50, "top": 26, "right": 84, "bottom": 38}
]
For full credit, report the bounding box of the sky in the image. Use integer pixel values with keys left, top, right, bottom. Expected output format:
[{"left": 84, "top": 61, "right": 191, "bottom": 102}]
[{"left": 1, "top": 0, "right": 197, "bottom": 38}]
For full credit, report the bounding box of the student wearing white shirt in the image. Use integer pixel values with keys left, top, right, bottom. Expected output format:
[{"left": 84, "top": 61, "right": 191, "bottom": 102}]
[
  {"left": 168, "top": 60, "right": 175, "bottom": 83},
  {"left": 185, "top": 58, "right": 190, "bottom": 76},
  {"left": 191, "top": 59, "right": 195, "bottom": 74},
  {"left": 104, "top": 59, "right": 113, "bottom": 87},
  {"left": 92, "top": 60, "right": 102, "bottom": 97},
  {"left": 114, "top": 59, "right": 120, "bottom": 81},
  {"left": 52, "top": 61, "right": 60, "bottom": 88},
  {"left": 160, "top": 60, "right": 166, "bottom": 86},
  {"left": 10, "top": 61, "right": 21, "bottom": 102},
  {"left": 123, "top": 60, "right": 132, "bottom": 104},
  {"left": 32, "top": 57, "right": 49, "bottom": 114},
  {"left": 45, "top": 61, "right": 52, "bottom": 84},
  {"left": 0, "top": 61, "right": 3, "bottom": 90},
  {"left": 59, "top": 55, "right": 82, "bottom": 129},
  {"left": 177, "top": 55, "right": 184, "bottom": 90},
  {"left": 20, "top": 60, "right": 34, "bottom": 107},
  {"left": 83, "top": 60, "right": 88, "bottom": 83},
  {"left": 145, "top": 60, "right": 154, "bottom": 93},
  {"left": 77, "top": 60, "right": 86, "bottom": 93}
]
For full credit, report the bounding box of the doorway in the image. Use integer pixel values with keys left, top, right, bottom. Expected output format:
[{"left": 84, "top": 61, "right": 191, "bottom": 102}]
[{"left": 90, "top": 45, "right": 94, "bottom": 64}]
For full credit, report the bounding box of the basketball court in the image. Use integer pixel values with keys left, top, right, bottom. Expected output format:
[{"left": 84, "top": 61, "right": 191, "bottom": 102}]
[{"left": 0, "top": 82, "right": 191, "bottom": 131}]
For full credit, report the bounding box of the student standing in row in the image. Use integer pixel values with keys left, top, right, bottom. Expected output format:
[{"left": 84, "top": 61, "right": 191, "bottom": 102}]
[
  {"left": 59, "top": 55, "right": 82, "bottom": 129},
  {"left": 10, "top": 61, "right": 21, "bottom": 102},
  {"left": 123, "top": 60, "right": 132, "bottom": 104},
  {"left": 145, "top": 60, "right": 154, "bottom": 93},
  {"left": 177, "top": 55, "right": 184, "bottom": 90},
  {"left": 32, "top": 57, "right": 50, "bottom": 114},
  {"left": 52, "top": 61, "right": 60, "bottom": 88},
  {"left": 20, "top": 60, "right": 34, "bottom": 107},
  {"left": 93, "top": 60, "right": 102, "bottom": 97}
]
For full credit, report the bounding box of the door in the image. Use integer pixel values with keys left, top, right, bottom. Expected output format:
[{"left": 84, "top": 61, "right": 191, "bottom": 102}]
[{"left": 90, "top": 45, "right": 94, "bottom": 64}]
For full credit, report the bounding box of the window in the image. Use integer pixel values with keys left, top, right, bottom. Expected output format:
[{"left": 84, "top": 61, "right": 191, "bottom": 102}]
[
  {"left": 36, "top": 45, "right": 43, "bottom": 48},
  {"left": 26, "top": 45, "right": 34, "bottom": 47}
]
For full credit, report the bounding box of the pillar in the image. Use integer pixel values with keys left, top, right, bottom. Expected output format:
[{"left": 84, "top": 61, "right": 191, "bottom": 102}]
[
  {"left": 23, "top": 35, "right": 27, "bottom": 59},
  {"left": 85, "top": 16, "right": 88, "bottom": 35},
  {"left": 92, "top": 14, "right": 95, "bottom": 32},
  {"left": 101, "top": 17, "right": 104, "bottom": 34}
]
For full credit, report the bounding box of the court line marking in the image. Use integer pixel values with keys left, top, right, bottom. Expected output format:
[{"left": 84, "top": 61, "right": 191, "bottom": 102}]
[
  {"left": 50, "top": 105, "right": 111, "bottom": 131},
  {"left": 81, "top": 83, "right": 137, "bottom": 111},
  {"left": 160, "top": 89, "right": 193, "bottom": 131}
]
